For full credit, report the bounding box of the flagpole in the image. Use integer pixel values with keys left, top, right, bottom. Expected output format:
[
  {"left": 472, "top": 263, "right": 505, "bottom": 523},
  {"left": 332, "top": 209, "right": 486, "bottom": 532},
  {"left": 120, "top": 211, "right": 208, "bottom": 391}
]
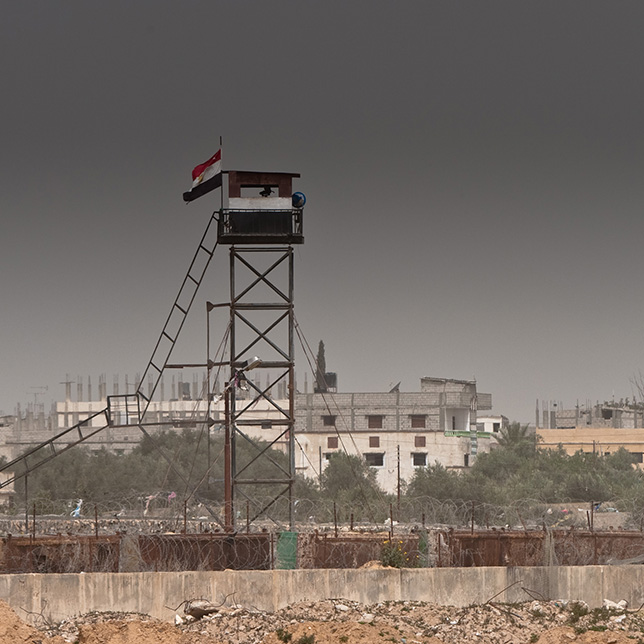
[{"left": 219, "top": 135, "right": 224, "bottom": 211}]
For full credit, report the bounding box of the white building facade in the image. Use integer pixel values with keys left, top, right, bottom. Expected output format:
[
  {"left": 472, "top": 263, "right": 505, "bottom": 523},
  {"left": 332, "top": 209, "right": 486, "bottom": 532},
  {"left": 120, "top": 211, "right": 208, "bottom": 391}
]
[
  {"left": 6, "top": 377, "right": 494, "bottom": 495},
  {"left": 293, "top": 377, "right": 493, "bottom": 492}
]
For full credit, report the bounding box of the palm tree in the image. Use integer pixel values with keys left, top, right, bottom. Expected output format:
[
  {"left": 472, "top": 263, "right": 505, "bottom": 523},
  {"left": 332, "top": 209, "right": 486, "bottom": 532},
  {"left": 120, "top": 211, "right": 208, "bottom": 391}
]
[{"left": 494, "top": 422, "right": 535, "bottom": 451}]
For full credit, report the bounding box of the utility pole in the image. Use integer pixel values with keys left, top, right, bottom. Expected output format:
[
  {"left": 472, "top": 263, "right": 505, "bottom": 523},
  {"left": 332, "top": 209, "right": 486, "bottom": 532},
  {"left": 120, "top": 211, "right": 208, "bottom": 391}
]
[
  {"left": 224, "top": 386, "right": 232, "bottom": 531},
  {"left": 397, "top": 444, "right": 401, "bottom": 513}
]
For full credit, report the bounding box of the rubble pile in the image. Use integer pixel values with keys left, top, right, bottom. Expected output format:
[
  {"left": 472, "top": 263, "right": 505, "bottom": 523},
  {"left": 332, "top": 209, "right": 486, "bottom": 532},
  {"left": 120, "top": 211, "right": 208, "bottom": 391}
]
[
  {"left": 171, "top": 599, "right": 644, "bottom": 644},
  {"left": 12, "top": 597, "right": 644, "bottom": 643}
]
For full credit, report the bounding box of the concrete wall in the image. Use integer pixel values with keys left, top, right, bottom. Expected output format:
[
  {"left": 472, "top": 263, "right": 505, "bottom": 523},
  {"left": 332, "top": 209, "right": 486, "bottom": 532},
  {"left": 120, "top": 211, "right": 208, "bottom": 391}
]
[{"left": 2, "top": 566, "right": 644, "bottom": 626}]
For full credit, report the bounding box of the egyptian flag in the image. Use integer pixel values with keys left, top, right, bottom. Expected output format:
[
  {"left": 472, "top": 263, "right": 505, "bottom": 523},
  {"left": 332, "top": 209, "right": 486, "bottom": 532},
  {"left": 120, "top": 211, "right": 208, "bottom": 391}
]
[{"left": 183, "top": 149, "right": 222, "bottom": 202}]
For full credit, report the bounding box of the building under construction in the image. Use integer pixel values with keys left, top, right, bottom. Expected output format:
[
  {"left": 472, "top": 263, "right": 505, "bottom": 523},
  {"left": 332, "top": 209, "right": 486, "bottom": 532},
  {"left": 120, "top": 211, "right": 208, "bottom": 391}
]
[{"left": 3, "top": 374, "right": 495, "bottom": 496}]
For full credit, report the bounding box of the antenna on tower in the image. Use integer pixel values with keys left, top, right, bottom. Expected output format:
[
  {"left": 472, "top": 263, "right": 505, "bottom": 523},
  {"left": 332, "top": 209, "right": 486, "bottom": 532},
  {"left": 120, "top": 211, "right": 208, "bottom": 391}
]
[
  {"left": 60, "top": 376, "right": 74, "bottom": 402},
  {"left": 28, "top": 386, "right": 48, "bottom": 406}
]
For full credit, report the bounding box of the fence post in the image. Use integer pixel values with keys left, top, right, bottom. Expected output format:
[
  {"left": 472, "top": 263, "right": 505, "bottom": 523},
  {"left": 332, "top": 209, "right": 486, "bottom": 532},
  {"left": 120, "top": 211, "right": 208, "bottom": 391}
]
[
  {"left": 418, "top": 529, "right": 429, "bottom": 567},
  {"left": 471, "top": 501, "right": 475, "bottom": 535},
  {"left": 333, "top": 502, "right": 338, "bottom": 538},
  {"left": 24, "top": 474, "right": 28, "bottom": 535}
]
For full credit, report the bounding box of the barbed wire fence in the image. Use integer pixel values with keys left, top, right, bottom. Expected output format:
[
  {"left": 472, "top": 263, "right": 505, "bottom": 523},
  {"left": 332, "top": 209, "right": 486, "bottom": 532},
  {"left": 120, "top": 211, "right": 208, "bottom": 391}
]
[
  {"left": 3, "top": 493, "right": 640, "bottom": 534},
  {"left": 0, "top": 495, "right": 642, "bottom": 574}
]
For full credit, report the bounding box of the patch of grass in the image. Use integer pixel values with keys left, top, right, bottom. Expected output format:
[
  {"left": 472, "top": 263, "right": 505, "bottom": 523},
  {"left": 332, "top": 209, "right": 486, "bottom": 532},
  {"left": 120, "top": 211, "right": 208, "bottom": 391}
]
[
  {"left": 295, "top": 635, "right": 315, "bottom": 644},
  {"left": 339, "top": 636, "right": 348, "bottom": 643},
  {"left": 588, "top": 607, "right": 613, "bottom": 623},
  {"left": 568, "top": 601, "right": 589, "bottom": 624},
  {"left": 529, "top": 634, "right": 538, "bottom": 644},
  {"left": 276, "top": 629, "right": 292, "bottom": 643}
]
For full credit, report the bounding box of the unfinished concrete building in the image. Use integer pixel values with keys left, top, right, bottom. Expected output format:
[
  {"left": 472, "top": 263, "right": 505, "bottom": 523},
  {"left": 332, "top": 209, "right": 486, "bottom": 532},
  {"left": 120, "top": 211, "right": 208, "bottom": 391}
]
[
  {"left": 5, "top": 375, "right": 494, "bottom": 494},
  {"left": 536, "top": 399, "right": 644, "bottom": 465}
]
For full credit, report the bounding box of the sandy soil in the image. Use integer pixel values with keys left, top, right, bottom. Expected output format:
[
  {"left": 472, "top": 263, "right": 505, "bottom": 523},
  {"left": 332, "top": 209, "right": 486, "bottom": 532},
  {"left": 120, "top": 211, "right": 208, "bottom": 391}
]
[{"left": 4, "top": 596, "right": 644, "bottom": 644}]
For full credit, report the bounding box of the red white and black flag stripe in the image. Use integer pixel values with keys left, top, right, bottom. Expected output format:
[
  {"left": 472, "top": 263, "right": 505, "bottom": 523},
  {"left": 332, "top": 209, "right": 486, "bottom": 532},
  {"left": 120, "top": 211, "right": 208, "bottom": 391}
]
[{"left": 183, "top": 149, "right": 222, "bottom": 202}]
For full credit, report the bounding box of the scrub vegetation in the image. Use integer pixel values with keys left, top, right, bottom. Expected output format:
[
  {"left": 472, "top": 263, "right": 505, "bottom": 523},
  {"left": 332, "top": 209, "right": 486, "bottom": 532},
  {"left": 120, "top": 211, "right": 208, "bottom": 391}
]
[{"left": 12, "top": 423, "right": 644, "bottom": 525}]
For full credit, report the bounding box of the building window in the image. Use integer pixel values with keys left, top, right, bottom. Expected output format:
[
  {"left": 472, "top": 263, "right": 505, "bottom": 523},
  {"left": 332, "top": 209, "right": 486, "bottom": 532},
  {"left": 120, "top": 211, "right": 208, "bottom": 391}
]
[
  {"left": 633, "top": 452, "right": 644, "bottom": 464},
  {"left": 452, "top": 416, "right": 456, "bottom": 431},
  {"left": 322, "top": 415, "right": 336, "bottom": 426},
  {"left": 323, "top": 452, "right": 335, "bottom": 461},
  {"left": 412, "top": 453, "right": 427, "bottom": 467},
  {"left": 369, "top": 436, "right": 380, "bottom": 448},
  {"left": 492, "top": 422, "right": 500, "bottom": 433},
  {"left": 464, "top": 454, "right": 469, "bottom": 467},
  {"left": 327, "top": 436, "right": 338, "bottom": 449},
  {"left": 364, "top": 453, "right": 384, "bottom": 467},
  {"left": 411, "top": 415, "right": 426, "bottom": 429},
  {"left": 367, "top": 415, "right": 383, "bottom": 429},
  {"left": 414, "top": 435, "right": 426, "bottom": 448}
]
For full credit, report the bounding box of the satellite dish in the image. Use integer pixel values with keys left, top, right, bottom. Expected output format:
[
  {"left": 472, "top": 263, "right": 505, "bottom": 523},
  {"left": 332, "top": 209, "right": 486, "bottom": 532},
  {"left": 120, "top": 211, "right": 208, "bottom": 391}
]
[{"left": 292, "top": 192, "right": 306, "bottom": 208}]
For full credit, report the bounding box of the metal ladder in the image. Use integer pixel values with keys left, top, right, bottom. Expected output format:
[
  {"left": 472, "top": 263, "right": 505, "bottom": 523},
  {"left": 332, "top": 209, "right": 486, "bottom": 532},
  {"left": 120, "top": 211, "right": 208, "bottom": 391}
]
[
  {"left": 0, "top": 211, "right": 220, "bottom": 490},
  {"left": 0, "top": 408, "right": 109, "bottom": 490},
  {"left": 136, "top": 211, "right": 219, "bottom": 422}
]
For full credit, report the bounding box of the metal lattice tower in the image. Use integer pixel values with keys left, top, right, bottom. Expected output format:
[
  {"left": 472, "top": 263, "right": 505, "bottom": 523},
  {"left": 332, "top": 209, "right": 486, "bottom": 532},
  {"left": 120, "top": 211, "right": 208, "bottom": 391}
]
[
  {"left": 0, "top": 165, "right": 305, "bottom": 536},
  {"left": 216, "top": 169, "right": 304, "bottom": 531}
]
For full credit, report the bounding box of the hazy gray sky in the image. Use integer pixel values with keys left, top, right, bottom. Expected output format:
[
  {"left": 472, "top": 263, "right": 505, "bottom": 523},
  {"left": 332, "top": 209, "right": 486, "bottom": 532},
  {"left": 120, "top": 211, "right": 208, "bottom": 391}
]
[{"left": 2, "top": 1, "right": 644, "bottom": 422}]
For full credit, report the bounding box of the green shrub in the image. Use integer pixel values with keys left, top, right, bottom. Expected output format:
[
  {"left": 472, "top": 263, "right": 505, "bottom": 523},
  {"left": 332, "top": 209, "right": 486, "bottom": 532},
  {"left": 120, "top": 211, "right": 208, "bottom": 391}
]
[
  {"left": 381, "top": 539, "right": 419, "bottom": 568},
  {"left": 295, "top": 635, "right": 315, "bottom": 644}
]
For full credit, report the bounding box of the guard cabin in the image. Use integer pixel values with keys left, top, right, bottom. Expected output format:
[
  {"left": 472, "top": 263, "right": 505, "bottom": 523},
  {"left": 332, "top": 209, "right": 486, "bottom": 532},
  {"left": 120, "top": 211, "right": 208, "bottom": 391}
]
[{"left": 217, "top": 170, "right": 304, "bottom": 244}]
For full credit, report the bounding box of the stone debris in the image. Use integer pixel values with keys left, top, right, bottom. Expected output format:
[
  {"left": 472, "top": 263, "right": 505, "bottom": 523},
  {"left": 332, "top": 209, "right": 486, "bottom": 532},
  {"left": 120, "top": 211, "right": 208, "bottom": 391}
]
[
  {"left": 182, "top": 598, "right": 222, "bottom": 620},
  {"left": 24, "top": 596, "right": 644, "bottom": 644},
  {"left": 602, "top": 599, "right": 628, "bottom": 610},
  {"left": 173, "top": 598, "right": 644, "bottom": 644}
]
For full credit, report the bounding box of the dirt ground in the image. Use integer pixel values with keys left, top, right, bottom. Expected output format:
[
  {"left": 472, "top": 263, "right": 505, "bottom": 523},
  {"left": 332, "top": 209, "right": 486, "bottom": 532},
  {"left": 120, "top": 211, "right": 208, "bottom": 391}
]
[{"left": 5, "top": 595, "right": 644, "bottom": 644}]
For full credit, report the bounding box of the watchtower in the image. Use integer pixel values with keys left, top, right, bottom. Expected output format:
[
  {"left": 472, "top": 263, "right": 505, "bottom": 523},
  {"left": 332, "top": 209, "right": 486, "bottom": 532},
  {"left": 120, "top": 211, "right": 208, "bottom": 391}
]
[
  {"left": 0, "top": 159, "right": 306, "bottom": 535},
  {"left": 215, "top": 169, "right": 304, "bottom": 531},
  {"left": 217, "top": 170, "right": 304, "bottom": 245}
]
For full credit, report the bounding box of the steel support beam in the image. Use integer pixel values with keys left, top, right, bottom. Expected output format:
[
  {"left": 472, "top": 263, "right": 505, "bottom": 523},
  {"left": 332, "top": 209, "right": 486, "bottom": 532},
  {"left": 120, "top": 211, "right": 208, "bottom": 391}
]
[{"left": 224, "top": 246, "right": 296, "bottom": 531}]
